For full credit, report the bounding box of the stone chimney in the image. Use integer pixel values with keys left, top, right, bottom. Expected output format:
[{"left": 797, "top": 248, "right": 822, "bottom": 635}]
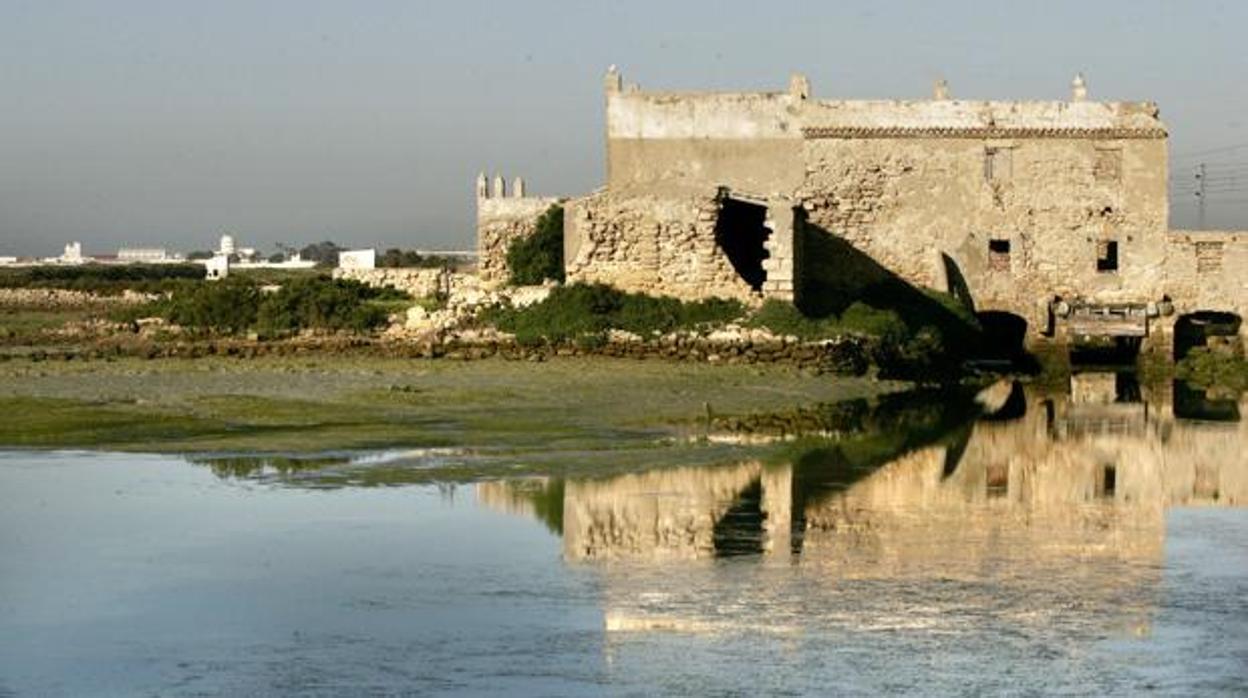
[
  {"left": 492, "top": 174, "right": 506, "bottom": 199},
  {"left": 933, "top": 78, "right": 950, "bottom": 100},
  {"left": 475, "top": 172, "right": 488, "bottom": 199},
  {"left": 512, "top": 176, "right": 525, "bottom": 198},
  {"left": 1071, "top": 73, "right": 1088, "bottom": 102},
  {"left": 789, "top": 73, "right": 810, "bottom": 101}
]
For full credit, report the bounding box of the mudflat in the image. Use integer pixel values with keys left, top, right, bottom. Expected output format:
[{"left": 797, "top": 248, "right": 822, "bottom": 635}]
[{"left": 0, "top": 355, "right": 902, "bottom": 463}]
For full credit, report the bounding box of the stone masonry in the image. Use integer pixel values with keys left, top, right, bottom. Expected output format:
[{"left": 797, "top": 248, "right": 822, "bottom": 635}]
[{"left": 477, "top": 68, "right": 1248, "bottom": 351}]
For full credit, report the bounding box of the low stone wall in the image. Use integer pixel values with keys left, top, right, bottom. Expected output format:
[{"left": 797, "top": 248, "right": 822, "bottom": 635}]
[
  {"left": 0, "top": 288, "right": 156, "bottom": 307},
  {"left": 1, "top": 330, "right": 875, "bottom": 376},
  {"left": 332, "top": 267, "right": 445, "bottom": 298}
]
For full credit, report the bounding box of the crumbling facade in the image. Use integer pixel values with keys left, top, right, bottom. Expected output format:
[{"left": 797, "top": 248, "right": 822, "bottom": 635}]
[{"left": 478, "top": 69, "right": 1248, "bottom": 355}]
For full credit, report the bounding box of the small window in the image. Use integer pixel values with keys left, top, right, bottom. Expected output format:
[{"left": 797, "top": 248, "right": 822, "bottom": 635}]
[
  {"left": 988, "top": 239, "right": 1011, "bottom": 271},
  {"left": 984, "top": 147, "right": 1012, "bottom": 182},
  {"left": 1100, "top": 465, "right": 1117, "bottom": 499},
  {"left": 1094, "top": 149, "right": 1122, "bottom": 182},
  {"left": 1097, "top": 240, "right": 1119, "bottom": 273}
]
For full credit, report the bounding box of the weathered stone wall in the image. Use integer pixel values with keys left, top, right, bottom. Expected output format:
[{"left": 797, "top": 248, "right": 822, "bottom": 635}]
[
  {"left": 332, "top": 267, "right": 445, "bottom": 298},
  {"left": 1163, "top": 231, "right": 1248, "bottom": 317},
  {"left": 584, "top": 71, "right": 1176, "bottom": 329},
  {"left": 800, "top": 135, "right": 1169, "bottom": 331},
  {"left": 480, "top": 69, "right": 1248, "bottom": 349},
  {"left": 476, "top": 196, "right": 562, "bottom": 283},
  {"left": 563, "top": 191, "right": 757, "bottom": 302}
]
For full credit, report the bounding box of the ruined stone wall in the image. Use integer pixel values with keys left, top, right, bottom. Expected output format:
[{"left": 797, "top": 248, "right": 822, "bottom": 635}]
[
  {"left": 476, "top": 196, "right": 562, "bottom": 283},
  {"left": 563, "top": 191, "right": 756, "bottom": 302},
  {"left": 1162, "top": 230, "right": 1248, "bottom": 323},
  {"left": 332, "top": 267, "right": 445, "bottom": 298},
  {"left": 800, "top": 135, "right": 1169, "bottom": 330}
]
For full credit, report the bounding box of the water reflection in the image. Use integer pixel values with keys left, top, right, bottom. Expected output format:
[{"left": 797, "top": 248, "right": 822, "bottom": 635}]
[{"left": 478, "top": 377, "right": 1247, "bottom": 638}]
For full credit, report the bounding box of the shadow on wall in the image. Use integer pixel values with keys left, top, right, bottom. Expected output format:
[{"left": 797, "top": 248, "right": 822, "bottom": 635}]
[
  {"left": 797, "top": 225, "right": 983, "bottom": 356},
  {"left": 715, "top": 199, "right": 771, "bottom": 292}
]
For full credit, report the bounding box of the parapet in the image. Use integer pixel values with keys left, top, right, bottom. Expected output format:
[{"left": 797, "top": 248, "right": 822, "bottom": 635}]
[{"left": 476, "top": 172, "right": 534, "bottom": 201}]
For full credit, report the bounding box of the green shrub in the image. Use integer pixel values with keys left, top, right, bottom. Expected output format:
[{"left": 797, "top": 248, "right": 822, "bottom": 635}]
[
  {"left": 163, "top": 281, "right": 260, "bottom": 334},
  {"left": 148, "top": 277, "right": 403, "bottom": 336},
  {"left": 507, "top": 205, "right": 565, "bottom": 285},
  {"left": 747, "top": 299, "right": 905, "bottom": 341},
  {"left": 1176, "top": 347, "right": 1248, "bottom": 392},
  {"left": 256, "top": 278, "right": 397, "bottom": 335},
  {"left": 483, "top": 283, "right": 744, "bottom": 345},
  {"left": 0, "top": 264, "right": 205, "bottom": 296}
]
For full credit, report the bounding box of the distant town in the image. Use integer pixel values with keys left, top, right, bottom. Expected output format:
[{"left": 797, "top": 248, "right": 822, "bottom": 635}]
[{"left": 0, "top": 234, "right": 477, "bottom": 278}]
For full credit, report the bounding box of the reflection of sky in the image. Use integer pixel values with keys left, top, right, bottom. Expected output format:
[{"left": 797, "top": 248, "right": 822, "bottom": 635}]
[{"left": 2, "top": 410, "right": 1246, "bottom": 695}]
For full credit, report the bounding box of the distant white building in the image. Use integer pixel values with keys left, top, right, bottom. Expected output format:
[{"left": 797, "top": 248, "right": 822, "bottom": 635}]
[
  {"left": 215, "top": 233, "right": 258, "bottom": 262},
  {"left": 59, "top": 242, "right": 85, "bottom": 264},
  {"left": 204, "top": 254, "right": 230, "bottom": 280},
  {"left": 338, "top": 248, "right": 376, "bottom": 270},
  {"left": 118, "top": 247, "right": 177, "bottom": 263}
]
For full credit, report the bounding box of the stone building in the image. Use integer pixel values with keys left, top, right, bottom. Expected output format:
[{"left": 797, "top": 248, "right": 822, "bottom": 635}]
[{"left": 478, "top": 68, "right": 1247, "bottom": 356}]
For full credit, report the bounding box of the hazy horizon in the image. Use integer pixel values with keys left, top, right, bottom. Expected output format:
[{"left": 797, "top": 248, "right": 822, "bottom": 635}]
[{"left": 3, "top": 0, "right": 1247, "bottom": 258}]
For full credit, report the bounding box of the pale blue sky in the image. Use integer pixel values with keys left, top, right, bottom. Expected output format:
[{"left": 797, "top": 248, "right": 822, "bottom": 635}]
[{"left": 2, "top": 0, "right": 1246, "bottom": 256}]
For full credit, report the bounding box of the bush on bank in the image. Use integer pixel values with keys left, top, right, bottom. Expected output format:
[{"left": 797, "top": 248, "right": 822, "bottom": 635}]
[
  {"left": 137, "top": 277, "right": 406, "bottom": 336},
  {"left": 506, "top": 205, "right": 565, "bottom": 285},
  {"left": 482, "top": 283, "right": 745, "bottom": 346}
]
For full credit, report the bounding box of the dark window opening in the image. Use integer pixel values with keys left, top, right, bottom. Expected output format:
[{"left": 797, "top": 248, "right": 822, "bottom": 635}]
[
  {"left": 988, "top": 239, "right": 1011, "bottom": 271},
  {"left": 714, "top": 198, "right": 771, "bottom": 292},
  {"left": 1101, "top": 465, "right": 1117, "bottom": 498},
  {"left": 1115, "top": 372, "right": 1142, "bottom": 403},
  {"left": 1096, "top": 240, "right": 1119, "bottom": 273}
]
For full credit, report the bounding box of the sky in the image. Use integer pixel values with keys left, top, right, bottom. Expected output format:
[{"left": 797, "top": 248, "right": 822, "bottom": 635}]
[{"left": 1, "top": 0, "right": 1246, "bottom": 257}]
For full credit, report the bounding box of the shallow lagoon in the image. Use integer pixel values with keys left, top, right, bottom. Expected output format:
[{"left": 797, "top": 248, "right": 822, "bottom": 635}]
[{"left": 2, "top": 379, "right": 1247, "bottom": 696}]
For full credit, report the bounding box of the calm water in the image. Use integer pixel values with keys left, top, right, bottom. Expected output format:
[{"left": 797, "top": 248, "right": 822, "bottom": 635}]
[{"left": 2, "top": 380, "right": 1247, "bottom": 696}]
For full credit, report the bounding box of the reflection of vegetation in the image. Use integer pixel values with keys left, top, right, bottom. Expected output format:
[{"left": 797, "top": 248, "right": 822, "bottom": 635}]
[
  {"left": 483, "top": 282, "right": 744, "bottom": 346},
  {"left": 1175, "top": 347, "right": 1248, "bottom": 393},
  {"left": 194, "top": 455, "right": 350, "bottom": 480}
]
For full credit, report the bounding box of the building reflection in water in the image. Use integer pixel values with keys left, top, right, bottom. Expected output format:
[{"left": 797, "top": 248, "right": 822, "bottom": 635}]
[{"left": 477, "top": 378, "right": 1246, "bottom": 637}]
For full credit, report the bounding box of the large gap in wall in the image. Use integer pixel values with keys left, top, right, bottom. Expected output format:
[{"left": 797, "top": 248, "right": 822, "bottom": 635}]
[
  {"left": 714, "top": 198, "right": 770, "bottom": 292},
  {"left": 1174, "top": 311, "right": 1242, "bottom": 361}
]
